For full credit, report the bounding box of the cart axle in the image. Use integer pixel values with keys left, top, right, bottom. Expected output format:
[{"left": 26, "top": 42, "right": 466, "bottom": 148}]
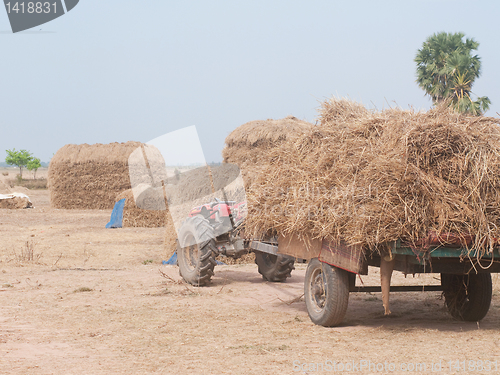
[{"left": 350, "top": 285, "right": 443, "bottom": 293}]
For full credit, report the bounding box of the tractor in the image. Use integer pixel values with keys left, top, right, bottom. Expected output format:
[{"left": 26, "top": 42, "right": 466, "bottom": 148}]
[{"left": 176, "top": 198, "right": 296, "bottom": 286}]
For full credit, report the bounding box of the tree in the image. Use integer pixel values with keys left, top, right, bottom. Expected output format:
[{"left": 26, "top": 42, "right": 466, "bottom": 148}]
[
  {"left": 5, "top": 149, "right": 32, "bottom": 179},
  {"left": 415, "top": 32, "right": 490, "bottom": 115},
  {"left": 27, "top": 157, "right": 41, "bottom": 179}
]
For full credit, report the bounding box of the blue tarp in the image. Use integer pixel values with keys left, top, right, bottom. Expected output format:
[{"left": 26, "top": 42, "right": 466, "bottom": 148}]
[
  {"left": 162, "top": 252, "right": 226, "bottom": 266},
  {"left": 163, "top": 252, "right": 178, "bottom": 265},
  {"left": 106, "top": 199, "right": 125, "bottom": 228}
]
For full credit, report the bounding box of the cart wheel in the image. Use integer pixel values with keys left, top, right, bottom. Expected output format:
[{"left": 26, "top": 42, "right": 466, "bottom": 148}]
[
  {"left": 441, "top": 273, "right": 492, "bottom": 321},
  {"left": 304, "top": 258, "right": 349, "bottom": 327}
]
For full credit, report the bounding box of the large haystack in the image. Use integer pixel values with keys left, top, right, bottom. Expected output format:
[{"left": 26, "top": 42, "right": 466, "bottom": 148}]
[
  {"left": 243, "top": 99, "right": 500, "bottom": 255},
  {"left": 48, "top": 142, "right": 142, "bottom": 209},
  {"left": 222, "top": 116, "right": 313, "bottom": 188}
]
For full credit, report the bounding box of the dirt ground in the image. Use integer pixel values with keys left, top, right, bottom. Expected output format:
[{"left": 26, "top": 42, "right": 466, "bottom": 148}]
[{"left": 2, "top": 187, "right": 500, "bottom": 374}]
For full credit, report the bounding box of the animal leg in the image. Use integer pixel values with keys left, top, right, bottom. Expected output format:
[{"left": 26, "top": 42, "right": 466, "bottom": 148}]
[{"left": 380, "top": 255, "right": 396, "bottom": 315}]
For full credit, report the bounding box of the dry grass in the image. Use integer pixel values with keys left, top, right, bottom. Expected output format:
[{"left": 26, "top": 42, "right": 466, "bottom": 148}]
[
  {"left": 73, "top": 287, "right": 93, "bottom": 293},
  {"left": 223, "top": 116, "right": 313, "bottom": 188},
  {"left": 227, "top": 98, "right": 500, "bottom": 256},
  {"left": 219, "top": 252, "right": 256, "bottom": 265},
  {"left": 7, "top": 178, "right": 47, "bottom": 190},
  {"left": 224, "top": 115, "right": 312, "bottom": 149},
  {"left": 13, "top": 241, "right": 42, "bottom": 263},
  {"left": 116, "top": 188, "right": 168, "bottom": 228}
]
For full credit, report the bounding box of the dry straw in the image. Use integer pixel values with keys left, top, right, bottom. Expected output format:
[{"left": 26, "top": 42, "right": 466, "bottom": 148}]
[
  {"left": 0, "top": 195, "right": 31, "bottom": 209},
  {"left": 223, "top": 115, "right": 313, "bottom": 188},
  {"left": 226, "top": 99, "right": 500, "bottom": 255},
  {"left": 116, "top": 189, "right": 168, "bottom": 228}
]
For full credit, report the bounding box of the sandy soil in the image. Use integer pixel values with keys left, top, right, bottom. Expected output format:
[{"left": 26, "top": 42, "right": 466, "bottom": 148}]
[{"left": 1, "top": 188, "right": 500, "bottom": 374}]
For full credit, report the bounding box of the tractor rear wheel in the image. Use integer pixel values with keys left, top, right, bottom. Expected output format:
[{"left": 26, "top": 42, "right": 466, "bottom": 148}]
[
  {"left": 255, "top": 251, "right": 295, "bottom": 282},
  {"left": 441, "top": 273, "right": 492, "bottom": 321},
  {"left": 177, "top": 215, "right": 217, "bottom": 286}
]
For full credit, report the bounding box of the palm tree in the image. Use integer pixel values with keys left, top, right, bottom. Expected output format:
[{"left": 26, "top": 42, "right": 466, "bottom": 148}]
[{"left": 415, "top": 32, "right": 490, "bottom": 115}]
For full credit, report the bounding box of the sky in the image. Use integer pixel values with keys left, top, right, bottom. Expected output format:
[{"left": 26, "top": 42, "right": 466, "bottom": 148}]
[{"left": 1, "top": 0, "right": 499, "bottom": 163}]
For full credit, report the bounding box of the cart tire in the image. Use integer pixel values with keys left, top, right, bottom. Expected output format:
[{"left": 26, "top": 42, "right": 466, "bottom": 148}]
[
  {"left": 304, "top": 258, "right": 349, "bottom": 327},
  {"left": 441, "top": 273, "right": 492, "bottom": 321},
  {"left": 177, "top": 216, "right": 217, "bottom": 286},
  {"left": 255, "top": 251, "right": 295, "bottom": 282}
]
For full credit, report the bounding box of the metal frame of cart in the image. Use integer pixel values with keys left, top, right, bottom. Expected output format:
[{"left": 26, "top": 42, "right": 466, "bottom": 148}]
[{"left": 273, "top": 235, "right": 499, "bottom": 327}]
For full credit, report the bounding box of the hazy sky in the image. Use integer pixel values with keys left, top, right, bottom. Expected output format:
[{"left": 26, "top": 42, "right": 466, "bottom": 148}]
[{"left": 1, "top": 1, "right": 499, "bottom": 163}]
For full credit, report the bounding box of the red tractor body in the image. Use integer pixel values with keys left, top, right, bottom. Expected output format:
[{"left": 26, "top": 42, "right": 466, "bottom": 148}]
[{"left": 188, "top": 200, "right": 247, "bottom": 223}]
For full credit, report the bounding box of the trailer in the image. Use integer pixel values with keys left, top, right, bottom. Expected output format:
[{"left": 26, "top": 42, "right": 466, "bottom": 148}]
[
  {"left": 177, "top": 220, "right": 498, "bottom": 327},
  {"left": 280, "top": 234, "right": 499, "bottom": 326}
]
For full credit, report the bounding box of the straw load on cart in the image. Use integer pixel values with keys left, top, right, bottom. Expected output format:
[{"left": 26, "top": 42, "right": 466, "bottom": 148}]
[{"left": 224, "top": 99, "right": 500, "bottom": 257}]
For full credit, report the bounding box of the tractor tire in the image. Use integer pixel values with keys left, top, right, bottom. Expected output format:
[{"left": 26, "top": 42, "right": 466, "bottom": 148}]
[
  {"left": 304, "top": 258, "right": 349, "bottom": 327},
  {"left": 177, "top": 215, "right": 217, "bottom": 286},
  {"left": 254, "top": 251, "right": 295, "bottom": 282},
  {"left": 441, "top": 272, "right": 492, "bottom": 321}
]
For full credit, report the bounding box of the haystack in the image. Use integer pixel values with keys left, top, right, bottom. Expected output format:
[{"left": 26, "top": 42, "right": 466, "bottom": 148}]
[
  {"left": 242, "top": 98, "right": 500, "bottom": 255},
  {"left": 48, "top": 142, "right": 142, "bottom": 209},
  {"left": 222, "top": 116, "right": 313, "bottom": 188},
  {"left": 116, "top": 189, "right": 168, "bottom": 228}
]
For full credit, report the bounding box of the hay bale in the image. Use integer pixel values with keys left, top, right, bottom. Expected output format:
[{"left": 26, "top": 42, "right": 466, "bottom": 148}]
[
  {"left": 242, "top": 99, "right": 500, "bottom": 255},
  {"left": 0, "top": 193, "right": 32, "bottom": 209},
  {"left": 116, "top": 189, "right": 167, "bottom": 228},
  {"left": 222, "top": 116, "right": 313, "bottom": 188},
  {"left": 48, "top": 142, "right": 143, "bottom": 209},
  {"left": 224, "top": 115, "right": 313, "bottom": 148}
]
